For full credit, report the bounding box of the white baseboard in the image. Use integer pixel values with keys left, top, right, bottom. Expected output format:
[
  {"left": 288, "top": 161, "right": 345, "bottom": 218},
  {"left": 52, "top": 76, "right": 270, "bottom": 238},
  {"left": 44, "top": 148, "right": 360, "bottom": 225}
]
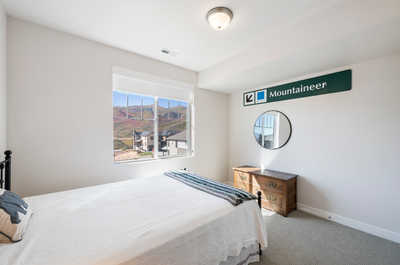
[{"left": 297, "top": 203, "right": 400, "bottom": 244}]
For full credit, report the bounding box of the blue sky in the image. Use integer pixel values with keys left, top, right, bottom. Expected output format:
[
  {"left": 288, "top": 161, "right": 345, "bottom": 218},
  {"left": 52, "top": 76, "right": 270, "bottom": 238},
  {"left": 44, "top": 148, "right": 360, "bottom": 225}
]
[{"left": 113, "top": 91, "right": 188, "bottom": 108}]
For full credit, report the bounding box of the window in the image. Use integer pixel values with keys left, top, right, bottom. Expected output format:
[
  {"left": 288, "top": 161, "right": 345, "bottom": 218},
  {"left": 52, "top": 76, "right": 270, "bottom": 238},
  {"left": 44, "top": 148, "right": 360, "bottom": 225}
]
[
  {"left": 113, "top": 91, "right": 192, "bottom": 162},
  {"left": 254, "top": 113, "right": 275, "bottom": 149},
  {"left": 158, "top": 98, "right": 190, "bottom": 158}
]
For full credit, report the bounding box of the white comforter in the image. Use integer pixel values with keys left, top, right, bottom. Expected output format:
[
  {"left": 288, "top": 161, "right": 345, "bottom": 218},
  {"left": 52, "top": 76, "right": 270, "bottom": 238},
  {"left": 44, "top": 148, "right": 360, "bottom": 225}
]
[{"left": 0, "top": 174, "right": 268, "bottom": 265}]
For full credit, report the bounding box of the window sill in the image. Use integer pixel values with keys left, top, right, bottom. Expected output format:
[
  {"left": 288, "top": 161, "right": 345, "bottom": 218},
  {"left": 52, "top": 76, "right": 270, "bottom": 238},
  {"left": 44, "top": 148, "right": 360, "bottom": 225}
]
[{"left": 113, "top": 153, "right": 195, "bottom": 165}]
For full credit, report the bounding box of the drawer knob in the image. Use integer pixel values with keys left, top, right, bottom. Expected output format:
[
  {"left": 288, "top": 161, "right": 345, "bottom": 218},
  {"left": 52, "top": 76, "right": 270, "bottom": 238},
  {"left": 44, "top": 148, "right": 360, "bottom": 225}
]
[
  {"left": 261, "top": 182, "right": 279, "bottom": 190},
  {"left": 268, "top": 182, "right": 277, "bottom": 188}
]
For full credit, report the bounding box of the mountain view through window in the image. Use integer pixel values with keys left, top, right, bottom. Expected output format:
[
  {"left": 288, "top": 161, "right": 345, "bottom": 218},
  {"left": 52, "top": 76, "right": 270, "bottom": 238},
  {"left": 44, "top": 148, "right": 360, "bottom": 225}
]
[{"left": 113, "top": 91, "right": 191, "bottom": 162}]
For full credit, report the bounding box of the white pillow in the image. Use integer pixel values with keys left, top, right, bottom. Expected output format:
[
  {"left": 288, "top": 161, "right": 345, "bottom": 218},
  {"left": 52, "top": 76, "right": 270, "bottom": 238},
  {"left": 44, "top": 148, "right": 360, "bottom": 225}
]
[{"left": 0, "top": 189, "right": 33, "bottom": 243}]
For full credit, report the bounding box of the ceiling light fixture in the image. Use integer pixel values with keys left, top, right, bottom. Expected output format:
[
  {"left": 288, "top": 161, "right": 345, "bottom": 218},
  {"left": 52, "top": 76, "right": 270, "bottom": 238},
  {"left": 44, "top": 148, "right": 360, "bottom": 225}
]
[{"left": 206, "top": 7, "right": 233, "bottom": 31}]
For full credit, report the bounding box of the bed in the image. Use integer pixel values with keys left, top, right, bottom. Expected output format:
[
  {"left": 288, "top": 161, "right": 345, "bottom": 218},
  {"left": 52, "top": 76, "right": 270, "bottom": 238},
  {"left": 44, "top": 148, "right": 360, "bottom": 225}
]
[{"left": 0, "top": 151, "right": 268, "bottom": 265}]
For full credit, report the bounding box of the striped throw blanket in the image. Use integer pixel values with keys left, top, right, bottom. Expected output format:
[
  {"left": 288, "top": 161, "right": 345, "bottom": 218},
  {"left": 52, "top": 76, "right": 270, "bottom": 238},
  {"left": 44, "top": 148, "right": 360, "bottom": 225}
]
[{"left": 164, "top": 170, "right": 256, "bottom": 206}]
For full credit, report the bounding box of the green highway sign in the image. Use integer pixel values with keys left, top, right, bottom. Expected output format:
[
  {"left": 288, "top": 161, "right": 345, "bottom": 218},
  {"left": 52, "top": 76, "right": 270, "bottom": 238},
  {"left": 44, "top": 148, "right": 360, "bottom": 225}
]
[{"left": 243, "top": 70, "right": 352, "bottom": 106}]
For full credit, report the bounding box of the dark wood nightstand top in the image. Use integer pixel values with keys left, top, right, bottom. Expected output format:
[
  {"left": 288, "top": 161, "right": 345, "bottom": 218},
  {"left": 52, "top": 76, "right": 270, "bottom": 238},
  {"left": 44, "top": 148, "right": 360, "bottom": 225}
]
[{"left": 252, "top": 169, "right": 297, "bottom": 181}]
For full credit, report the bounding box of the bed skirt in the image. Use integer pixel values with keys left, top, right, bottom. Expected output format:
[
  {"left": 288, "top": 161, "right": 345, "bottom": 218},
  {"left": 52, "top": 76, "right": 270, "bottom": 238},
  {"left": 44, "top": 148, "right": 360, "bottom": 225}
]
[{"left": 219, "top": 242, "right": 261, "bottom": 265}]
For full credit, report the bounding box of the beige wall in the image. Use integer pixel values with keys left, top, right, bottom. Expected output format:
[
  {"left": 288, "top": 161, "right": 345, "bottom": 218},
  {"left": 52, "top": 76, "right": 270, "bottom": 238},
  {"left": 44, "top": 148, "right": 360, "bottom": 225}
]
[
  {"left": 228, "top": 54, "right": 400, "bottom": 241},
  {"left": 7, "top": 17, "right": 229, "bottom": 196},
  {"left": 0, "top": 2, "right": 6, "bottom": 151}
]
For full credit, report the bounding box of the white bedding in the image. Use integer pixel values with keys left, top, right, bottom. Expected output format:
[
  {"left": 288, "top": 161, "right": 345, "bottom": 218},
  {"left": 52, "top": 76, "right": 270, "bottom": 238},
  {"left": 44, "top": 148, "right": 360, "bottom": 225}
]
[{"left": 0, "top": 174, "right": 267, "bottom": 265}]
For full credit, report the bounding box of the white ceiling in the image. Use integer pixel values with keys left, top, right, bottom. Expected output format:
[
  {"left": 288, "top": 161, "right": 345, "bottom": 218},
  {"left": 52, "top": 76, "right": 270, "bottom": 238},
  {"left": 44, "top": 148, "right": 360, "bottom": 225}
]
[{"left": 3, "top": 0, "right": 400, "bottom": 92}]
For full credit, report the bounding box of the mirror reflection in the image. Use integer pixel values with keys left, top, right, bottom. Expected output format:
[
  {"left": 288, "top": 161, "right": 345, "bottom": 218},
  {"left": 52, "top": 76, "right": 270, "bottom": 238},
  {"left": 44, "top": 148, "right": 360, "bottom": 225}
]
[{"left": 254, "top": 111, "right": 292, "bottom": 149}]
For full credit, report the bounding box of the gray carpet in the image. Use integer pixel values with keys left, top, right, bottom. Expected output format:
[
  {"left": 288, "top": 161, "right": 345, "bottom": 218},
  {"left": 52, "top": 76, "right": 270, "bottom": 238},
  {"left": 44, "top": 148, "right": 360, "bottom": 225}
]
[{"left": 259, "top": 210, "right": 400, "bottom": 265}]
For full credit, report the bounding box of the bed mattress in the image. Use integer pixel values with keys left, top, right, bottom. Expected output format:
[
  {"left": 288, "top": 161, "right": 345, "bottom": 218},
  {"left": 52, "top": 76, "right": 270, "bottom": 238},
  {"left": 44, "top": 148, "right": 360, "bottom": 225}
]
[{"left": 0, "top": 174, "right": 267, "bottom": 265}]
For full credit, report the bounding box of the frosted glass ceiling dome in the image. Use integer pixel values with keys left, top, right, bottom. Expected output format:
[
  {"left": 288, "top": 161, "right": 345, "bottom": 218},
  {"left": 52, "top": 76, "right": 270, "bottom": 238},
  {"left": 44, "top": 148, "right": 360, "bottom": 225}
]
[{"left": 207, "top": 7, "right": 233, "bottom": 31}]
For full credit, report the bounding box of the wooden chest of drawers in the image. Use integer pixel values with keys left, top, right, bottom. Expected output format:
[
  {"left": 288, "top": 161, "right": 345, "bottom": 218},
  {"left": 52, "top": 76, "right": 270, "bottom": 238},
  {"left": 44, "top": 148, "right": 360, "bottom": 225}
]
[{"left": 233, "top": 166, "right": 297, "bottom": 217}]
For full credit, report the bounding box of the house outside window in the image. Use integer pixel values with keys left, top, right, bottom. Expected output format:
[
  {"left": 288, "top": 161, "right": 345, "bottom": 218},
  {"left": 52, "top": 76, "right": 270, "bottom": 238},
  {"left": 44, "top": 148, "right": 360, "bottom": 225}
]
[{"left": 113, "top": 79, "right": 193, "bottom": 162}]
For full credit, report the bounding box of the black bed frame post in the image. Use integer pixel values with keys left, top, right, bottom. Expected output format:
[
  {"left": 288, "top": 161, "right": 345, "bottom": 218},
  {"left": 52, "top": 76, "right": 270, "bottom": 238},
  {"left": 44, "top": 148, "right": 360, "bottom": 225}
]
[
  {"left": 257, "top": 191, "right": 262, "bottom": 257},
  {"left": 4, "top": 150, "right": 12, "bottom": 191}
]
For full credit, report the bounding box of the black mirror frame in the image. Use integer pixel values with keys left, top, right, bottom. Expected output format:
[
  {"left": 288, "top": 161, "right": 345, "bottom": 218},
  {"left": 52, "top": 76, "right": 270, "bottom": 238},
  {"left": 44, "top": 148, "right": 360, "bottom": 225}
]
[{"left": 253, "top": 110, "right": 292, "bottom": 150}]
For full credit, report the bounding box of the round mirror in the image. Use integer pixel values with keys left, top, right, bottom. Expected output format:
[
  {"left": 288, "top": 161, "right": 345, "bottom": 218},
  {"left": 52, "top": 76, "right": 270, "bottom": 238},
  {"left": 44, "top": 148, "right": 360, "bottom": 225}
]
[{"left": 253, "top": 110, "right": 292, "bottom": 150}]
